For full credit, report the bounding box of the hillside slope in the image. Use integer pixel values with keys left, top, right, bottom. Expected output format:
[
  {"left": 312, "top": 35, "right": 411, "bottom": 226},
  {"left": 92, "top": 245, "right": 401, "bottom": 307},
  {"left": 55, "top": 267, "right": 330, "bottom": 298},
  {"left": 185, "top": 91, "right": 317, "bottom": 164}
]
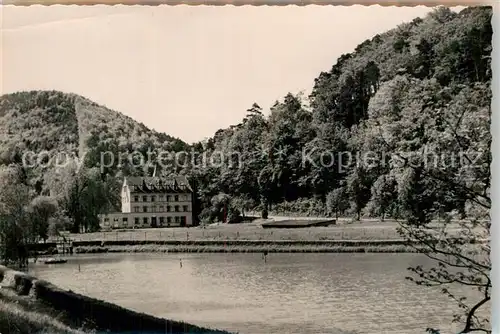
[{"left": 0, "top": 90, "right": 187, "bottom": 192}]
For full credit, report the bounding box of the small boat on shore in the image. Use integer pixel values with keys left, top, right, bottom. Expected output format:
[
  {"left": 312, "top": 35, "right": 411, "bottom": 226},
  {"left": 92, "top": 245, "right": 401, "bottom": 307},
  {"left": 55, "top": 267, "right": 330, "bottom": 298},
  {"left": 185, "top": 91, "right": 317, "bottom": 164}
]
[{"left": 44, "top": 258, "right": 67, "bottom": 264}]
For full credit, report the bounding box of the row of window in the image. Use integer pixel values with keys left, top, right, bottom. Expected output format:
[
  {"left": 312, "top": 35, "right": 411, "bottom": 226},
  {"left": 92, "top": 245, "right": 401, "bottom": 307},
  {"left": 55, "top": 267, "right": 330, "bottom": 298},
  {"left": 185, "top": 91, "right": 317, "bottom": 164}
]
[
  {"left": 104, "top": 216, "right": 187, "bottom": 225},
  {"left": 134, "top": 216, "right": 187, "bottom": 225},
  {"left": 131, "top": 194, "right": 188, "bottom": 202},
  {"left": 133, "top": 205, "right": 189, "bottom": 213},
  {"left": 130, "top": 185, "right": 188, "bottom": 192}
]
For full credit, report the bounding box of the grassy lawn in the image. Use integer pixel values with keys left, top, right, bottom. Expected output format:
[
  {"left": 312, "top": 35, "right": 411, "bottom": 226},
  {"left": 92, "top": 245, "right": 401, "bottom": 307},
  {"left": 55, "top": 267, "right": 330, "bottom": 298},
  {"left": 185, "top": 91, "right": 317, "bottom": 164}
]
[
  {"left": 0, "top": 288, "right": 89, "bottom": 334},
  {"left": 64, "top": 216, "right": 467, "bottom": 244},
  {"left": 70, "top": 222, "right": 402, "bottom": 242},
  {"left": 68, "top": 219, "right": 419, "bottom": 243}
]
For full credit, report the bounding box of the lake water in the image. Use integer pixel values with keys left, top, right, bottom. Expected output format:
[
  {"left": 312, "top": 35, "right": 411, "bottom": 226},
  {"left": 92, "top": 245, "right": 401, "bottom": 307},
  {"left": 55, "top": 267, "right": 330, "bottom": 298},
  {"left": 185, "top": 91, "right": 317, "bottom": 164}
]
[{"left": 30, "top": 253, "right": 485, "bottom": 334}]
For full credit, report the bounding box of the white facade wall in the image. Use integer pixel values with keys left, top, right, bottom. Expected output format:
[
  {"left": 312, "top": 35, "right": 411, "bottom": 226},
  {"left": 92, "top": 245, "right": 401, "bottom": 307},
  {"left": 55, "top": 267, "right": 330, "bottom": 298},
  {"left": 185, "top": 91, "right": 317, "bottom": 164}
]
[
  {"left": 121, "top": 183, "right": 132, "bottom": 213},
  {"left": 129, "top": 192, "right": 192, "bottom": 215},
  {"left": 99, "top": 211, "right": 193, "bottom": 230},
  {"left": 100, "top": 189, "right": 193, "bottom": 230}
]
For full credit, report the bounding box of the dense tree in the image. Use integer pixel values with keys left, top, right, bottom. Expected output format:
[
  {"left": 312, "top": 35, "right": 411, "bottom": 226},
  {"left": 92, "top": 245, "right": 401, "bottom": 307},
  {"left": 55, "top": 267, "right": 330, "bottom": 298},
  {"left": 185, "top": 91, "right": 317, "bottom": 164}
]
[
  {"left": 45, "top": 162, "right": 118, "bottom": 233},
  {"left": 27, "top": 196, "right": 59, "bottom": 242},
  {"left": 366, "top": 175, "right": 398, "bottom": 221},
  {"left": 345, "top": 167, "right": 372, "bottom": 221},
  {"left": 0, "top": 165, "right": 32, "bottom": 266},
  {"left": 325, "top": 187, "right": 349, "bottom": 220}
]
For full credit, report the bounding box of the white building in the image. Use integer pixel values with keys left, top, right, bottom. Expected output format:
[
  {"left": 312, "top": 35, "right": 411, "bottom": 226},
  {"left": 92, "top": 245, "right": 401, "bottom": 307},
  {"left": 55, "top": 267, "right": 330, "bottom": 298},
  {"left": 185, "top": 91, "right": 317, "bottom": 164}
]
[{"left": 99, "top": 176, "right": 194, "bottom": 230}]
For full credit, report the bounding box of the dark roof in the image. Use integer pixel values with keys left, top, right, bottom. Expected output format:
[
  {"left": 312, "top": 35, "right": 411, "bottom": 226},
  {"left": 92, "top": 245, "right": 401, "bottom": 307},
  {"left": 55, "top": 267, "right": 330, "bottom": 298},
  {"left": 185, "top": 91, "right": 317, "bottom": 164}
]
[{"left": 125, "top": 176, "right": 192, "bottom": 193}]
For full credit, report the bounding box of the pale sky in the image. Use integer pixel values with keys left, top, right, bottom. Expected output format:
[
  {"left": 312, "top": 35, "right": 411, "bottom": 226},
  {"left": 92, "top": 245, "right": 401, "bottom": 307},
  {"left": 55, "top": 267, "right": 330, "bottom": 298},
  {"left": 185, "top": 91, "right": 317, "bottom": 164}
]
[{"left": 2, "top": 5, "right": 458, "bottom": 143}]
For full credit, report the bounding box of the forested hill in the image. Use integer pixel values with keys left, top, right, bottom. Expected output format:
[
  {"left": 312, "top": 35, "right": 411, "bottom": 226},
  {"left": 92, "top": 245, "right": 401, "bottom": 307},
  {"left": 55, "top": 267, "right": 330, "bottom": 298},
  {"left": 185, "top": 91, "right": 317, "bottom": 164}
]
[
  {"left": 193, "top": 6, "right": 492, "bottom": 223},
  {"left": 0, "top": 90, "right": 192, "bottom": 231}
]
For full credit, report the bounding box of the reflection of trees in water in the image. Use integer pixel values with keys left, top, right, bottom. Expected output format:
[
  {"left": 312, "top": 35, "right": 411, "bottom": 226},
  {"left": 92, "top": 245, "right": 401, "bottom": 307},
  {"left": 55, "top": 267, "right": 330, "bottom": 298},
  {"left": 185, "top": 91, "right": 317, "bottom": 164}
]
[{"left": 0, "top": 166, "right": 58, "bottom": 269}]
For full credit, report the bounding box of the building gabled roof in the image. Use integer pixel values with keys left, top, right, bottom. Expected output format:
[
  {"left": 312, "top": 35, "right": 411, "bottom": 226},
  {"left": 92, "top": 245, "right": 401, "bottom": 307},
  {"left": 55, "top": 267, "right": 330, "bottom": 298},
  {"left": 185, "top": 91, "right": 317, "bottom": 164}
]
[{"left": 124, "top": 175, "right": 193, "bottom": 193}]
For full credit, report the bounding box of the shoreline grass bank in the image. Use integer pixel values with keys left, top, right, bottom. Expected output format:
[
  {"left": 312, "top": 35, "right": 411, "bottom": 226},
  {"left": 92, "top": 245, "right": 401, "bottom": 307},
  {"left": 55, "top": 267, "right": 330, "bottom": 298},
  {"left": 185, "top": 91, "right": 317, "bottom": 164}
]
[
  {"left": 0, "top": 265, "right": 233, "bottom": 334},
  {"left": 71, "top": 239, "right": 420, "bottom": 254},
  {"left": 0, "top": 287, "right": 86, "bottom": 334},
  {"left": 68, "top": 224, "right": 405, "bottom": 243}
]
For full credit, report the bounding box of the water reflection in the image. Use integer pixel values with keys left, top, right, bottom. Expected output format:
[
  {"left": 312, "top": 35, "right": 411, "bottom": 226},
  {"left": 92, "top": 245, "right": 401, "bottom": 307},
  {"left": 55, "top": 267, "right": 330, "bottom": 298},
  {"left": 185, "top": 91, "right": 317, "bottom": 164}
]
[{"left": 31, "top": 253, "right": 483, "bottom": 334}]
